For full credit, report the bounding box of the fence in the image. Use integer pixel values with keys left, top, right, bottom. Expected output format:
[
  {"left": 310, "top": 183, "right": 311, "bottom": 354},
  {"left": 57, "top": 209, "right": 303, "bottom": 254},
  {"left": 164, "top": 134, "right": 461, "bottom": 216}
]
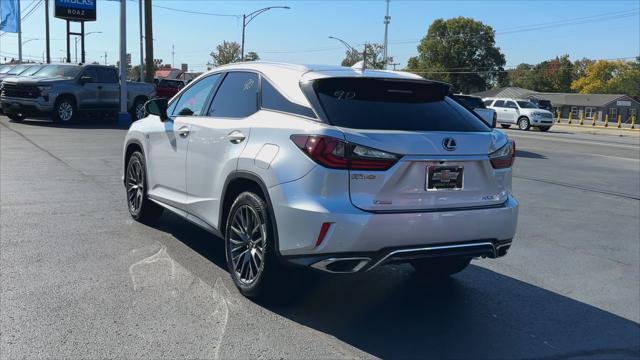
[{"left": 556, "top": 112, "right": 637, "bottom": 130}]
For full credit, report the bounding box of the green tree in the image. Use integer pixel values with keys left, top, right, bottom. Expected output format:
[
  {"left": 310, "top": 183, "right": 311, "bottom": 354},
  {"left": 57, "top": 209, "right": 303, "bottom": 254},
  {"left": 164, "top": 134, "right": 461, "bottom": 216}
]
[
  {"left": 340, "top": 43, "right": 386, "bottom": 69},
  {"left": 571, "top": 59, "right": 640, "bottom": 98},
  {"left": 505, "top": 55, "right": 575, "bottom": 92},
  {"left": 209, "top": 41, "right": 241, "bottom": 67},
  {"left": 244, "top": 51, "right": 260, "bottom": 62},
  {"left": 406, "top": 17, "right": 506, "bottom": 93}
]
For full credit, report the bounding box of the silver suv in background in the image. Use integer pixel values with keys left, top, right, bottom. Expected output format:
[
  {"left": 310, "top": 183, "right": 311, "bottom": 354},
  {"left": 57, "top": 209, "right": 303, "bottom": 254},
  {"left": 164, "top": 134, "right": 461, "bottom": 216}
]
[
  {"left": 123, "top": 62, "right": 519, "bottom": 300},
  {"left": 0, "top": 64, "right": 155, "bottom": 123},
  {"left": 484, "top": 98, "right": 554, "bottom": 131}
]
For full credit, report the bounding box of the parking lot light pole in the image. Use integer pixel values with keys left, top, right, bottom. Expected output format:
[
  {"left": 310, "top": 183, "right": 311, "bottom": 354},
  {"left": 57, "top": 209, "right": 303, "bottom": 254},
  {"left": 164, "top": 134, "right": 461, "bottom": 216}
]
[
  {"left": 74, "top": 31, "right": 101, "bottom": 63},
  {"left": 328, "top": 36, "right": 366, "bottom": 70},
  {"left": 241, "top": 6, "right": 290, "bottom": 61},
  {"left": 118, "top": 0, "right": 131, "bottom": 127}
]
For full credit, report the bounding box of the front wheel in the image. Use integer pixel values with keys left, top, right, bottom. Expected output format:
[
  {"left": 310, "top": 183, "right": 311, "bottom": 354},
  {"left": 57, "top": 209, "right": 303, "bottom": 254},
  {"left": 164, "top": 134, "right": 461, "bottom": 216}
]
[
  {"left": 53, "top": 97, "right": 77, "bottom": 123},
  {"left": 411, "top": 257, "right": 471, "bottom": 278},
  {"left": 518, "top": 117, "right": 531, "bottom": 131},
  {"left": 500, "top": 124, "right": 511, "bottom": 129},
  {"left": 225, "top": 192, "right": 285, "bottom": 300},
  {"left": 125, "top": 151, "right": 163, "bottom": 223}
]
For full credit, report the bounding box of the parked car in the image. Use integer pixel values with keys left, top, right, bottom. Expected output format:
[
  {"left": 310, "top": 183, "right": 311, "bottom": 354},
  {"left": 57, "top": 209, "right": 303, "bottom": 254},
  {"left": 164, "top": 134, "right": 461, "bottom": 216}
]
[
  {"left": 452, "top": 94, "right": 497, "bottom": 128},
  {"left": 0, "top": 64, "right": 155, "bottom": 123},
  {"left": 0, "top": 63, "right": 34, "bottom": 81},
  {"left": 484, "top": 97, "right": 554, "bottom": 131},
  {"left": 123, "top": 62, "right": 518, "bottom": 300},
  {"left": 154, "top": 78, "right": 185, "bottom": 99},
  {"left": 526, "top": 97, "right": 553, "bottom": 112}
]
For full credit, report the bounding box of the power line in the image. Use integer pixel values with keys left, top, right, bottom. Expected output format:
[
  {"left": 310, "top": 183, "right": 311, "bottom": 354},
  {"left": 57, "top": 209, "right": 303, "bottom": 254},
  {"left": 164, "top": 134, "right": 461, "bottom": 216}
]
[{"left": 151, "top": 3, "right": 240, "bottom": 18}]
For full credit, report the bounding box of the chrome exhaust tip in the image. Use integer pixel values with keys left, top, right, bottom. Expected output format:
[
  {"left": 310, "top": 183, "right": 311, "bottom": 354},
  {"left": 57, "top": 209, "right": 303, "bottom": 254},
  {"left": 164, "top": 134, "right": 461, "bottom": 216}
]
[{"left": 311, "top": 257, "right": 371, "bottom": 273}]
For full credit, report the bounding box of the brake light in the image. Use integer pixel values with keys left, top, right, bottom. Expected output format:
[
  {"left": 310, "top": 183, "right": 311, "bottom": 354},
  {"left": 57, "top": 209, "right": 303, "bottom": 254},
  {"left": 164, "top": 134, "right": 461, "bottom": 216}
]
[
  {"left": 290, "top": 135, "right": 400, "bottom": 171},
  {"left": 489, "top": 140, "right": 515, "bottom": 169}
]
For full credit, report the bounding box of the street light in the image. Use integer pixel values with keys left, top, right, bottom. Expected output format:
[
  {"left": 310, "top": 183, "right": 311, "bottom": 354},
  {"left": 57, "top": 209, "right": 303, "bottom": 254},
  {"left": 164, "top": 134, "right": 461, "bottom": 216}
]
[
  {"left": 328, "top": 36, "right": 367, "bottom": 70},
  {"left": 241, "top": 6, "right": 290, "bottom": 61},
  {"left": 21, "top": 38, "right": 44, "bottom": 46},
  {"left": 75, "top": 31, "right": 102, "bottom": 63}
]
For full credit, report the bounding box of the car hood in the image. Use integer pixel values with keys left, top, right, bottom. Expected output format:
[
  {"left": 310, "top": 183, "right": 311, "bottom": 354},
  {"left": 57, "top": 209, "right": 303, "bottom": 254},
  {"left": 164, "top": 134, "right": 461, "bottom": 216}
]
[{"left": 2, "top": 77, "right": 71, "bottom": 86}]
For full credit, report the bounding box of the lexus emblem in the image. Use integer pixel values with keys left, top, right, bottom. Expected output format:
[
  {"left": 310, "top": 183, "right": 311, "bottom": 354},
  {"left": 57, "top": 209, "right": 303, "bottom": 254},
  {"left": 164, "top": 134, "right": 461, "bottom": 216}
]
[{"left": 442, "top": 137, "right": 457, "bottom": 151}]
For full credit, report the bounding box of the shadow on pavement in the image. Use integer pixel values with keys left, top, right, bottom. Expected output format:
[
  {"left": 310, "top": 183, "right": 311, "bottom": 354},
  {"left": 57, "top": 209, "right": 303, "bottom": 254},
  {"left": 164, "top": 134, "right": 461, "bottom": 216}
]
[
  {"left": 150, "top": 211, "right": 640, "bottom": 359},
  {"left": 516, "top": 149, "right": 547, "bottom": 159},
  {"left": 6, "top": 116, "right": 126, "bottom": 130}
]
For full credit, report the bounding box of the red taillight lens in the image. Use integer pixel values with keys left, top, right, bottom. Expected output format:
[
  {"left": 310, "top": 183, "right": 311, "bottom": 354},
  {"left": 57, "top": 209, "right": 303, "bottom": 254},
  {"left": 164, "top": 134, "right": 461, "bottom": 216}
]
[
  {"left": 490, "top": 140, "right": 515, "bottom": 169},
  {"left": 291, "top": 135, "right": 400, "bottom": 171}
]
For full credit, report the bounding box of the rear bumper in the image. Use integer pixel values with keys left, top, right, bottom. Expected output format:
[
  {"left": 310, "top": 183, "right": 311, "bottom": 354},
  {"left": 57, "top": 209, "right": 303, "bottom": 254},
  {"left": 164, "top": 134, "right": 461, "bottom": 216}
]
[{"left": 268, "top": 167, "right": 519, "bottom": 257}]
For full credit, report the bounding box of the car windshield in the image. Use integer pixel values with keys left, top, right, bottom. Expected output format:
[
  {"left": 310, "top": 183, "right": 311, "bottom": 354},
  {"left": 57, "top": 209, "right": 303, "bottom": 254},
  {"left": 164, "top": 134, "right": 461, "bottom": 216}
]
[
  {"left": 517, "top": 101, "right": 539, "bottom": 109},
  {"left": 19, "top": 65, "right": 44, "bottom": 76},
  {"left": 313, "top": 78, "right": 490, "bottom": 132},
  {"left": 159, "top": 79, "right": 183, "bottom": 89},
  {"left": 6, "top": 65, "right": 30, "bottom": 75},
  {"left": 454, "top": 95, "right": 486, "bottom": 109},
  {"left": 0, "top": 65, "right": 12, "bottom": 74},
  {"left": 33, "top": 65, "right": 82, "bottom": 79}
]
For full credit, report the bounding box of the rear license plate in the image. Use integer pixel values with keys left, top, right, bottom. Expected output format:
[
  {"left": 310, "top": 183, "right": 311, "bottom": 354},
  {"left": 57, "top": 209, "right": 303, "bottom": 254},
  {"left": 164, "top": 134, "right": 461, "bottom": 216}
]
[{"left": 426, "top": 166, "right": 464, "bottom": 190}]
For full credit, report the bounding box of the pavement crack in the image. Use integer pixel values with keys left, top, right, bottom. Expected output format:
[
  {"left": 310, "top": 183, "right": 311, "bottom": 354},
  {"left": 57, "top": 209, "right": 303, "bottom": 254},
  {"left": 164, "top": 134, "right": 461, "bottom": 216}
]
[{"left": 515, "top": 175, "right": 640, "bottom": 200}]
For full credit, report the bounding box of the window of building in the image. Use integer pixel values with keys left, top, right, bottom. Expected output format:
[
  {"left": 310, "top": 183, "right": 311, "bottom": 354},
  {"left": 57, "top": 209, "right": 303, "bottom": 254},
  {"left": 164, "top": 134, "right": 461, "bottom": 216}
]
[
  {"left": 629, "top": 108, "right": 637, "bottom": 118},
  {"left": 570, "top": 106, "right": 579, "bottom": 118},
  {"left": 584, "top": 107, "right": 596, "bottom": 119},
  {"left": 609, "top": 107, "right": 618, "bottom": 119},
  {"left": 208, "top": 72, "right": 259, "bottom": 118}
]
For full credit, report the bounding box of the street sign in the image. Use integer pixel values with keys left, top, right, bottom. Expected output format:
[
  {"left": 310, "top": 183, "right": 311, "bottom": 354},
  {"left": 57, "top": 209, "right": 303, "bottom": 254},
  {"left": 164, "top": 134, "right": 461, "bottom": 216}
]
[{"left": 55, "top": 0, "right": 96, "bottom": 22}]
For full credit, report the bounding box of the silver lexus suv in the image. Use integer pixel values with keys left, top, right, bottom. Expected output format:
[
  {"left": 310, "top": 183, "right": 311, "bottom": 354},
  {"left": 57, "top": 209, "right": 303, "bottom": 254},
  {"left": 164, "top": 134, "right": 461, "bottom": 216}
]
[{"left": 123, "top": 62, "right": 519, "bottom": 299}]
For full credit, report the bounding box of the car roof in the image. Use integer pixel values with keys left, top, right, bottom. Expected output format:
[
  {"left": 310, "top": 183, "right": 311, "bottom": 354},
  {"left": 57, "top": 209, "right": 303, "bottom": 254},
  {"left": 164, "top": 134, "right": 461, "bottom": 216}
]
[{"left": 201, "top": 61, "right": 431, "bottom": 107}]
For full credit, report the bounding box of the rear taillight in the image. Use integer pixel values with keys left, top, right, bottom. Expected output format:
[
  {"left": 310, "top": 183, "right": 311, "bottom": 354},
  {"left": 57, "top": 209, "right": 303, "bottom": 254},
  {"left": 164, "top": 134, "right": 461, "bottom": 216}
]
[
  {"left": 290, "top": 135, "right": 400, "bottom": 171},
  {"left": 489, "top": 140, "right": 515, "bottom": 169}
]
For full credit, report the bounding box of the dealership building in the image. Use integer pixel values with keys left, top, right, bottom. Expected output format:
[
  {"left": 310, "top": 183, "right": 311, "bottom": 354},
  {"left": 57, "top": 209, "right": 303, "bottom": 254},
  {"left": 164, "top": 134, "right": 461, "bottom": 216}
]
[{"left": 474, "top": 87, "right": 639, "bottom": 122}]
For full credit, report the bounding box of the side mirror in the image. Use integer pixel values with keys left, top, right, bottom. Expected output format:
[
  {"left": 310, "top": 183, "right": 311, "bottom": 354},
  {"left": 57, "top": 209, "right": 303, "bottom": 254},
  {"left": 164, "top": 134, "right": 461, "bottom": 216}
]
[
  {"left": 79, "top": 76, "right": 92, "bottom": 84},
  {"left": 145, "top": 98, "right": 169, "bottom": 121}
]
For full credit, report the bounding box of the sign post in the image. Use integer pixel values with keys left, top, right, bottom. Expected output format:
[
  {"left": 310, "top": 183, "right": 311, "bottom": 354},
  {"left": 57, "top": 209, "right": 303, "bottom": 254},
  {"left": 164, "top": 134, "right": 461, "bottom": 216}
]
[
  {"left": 54, "top": 0, "right": 97, "bottom": 64},
  {"left": 118, "top": 0, "right": 131, "bottom": 127}
]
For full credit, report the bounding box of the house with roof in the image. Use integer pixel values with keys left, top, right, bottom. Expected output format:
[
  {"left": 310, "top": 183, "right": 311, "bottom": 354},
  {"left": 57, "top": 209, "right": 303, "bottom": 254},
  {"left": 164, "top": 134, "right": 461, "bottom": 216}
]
[{"left": 474, "top": 87, "right": 639, "bottom": 122}]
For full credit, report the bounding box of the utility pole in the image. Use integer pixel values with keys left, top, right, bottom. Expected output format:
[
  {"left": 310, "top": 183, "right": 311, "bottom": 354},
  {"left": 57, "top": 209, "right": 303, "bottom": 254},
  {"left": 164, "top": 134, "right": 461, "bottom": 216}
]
[
  {"left": 139, "top": 0, "right": 144, "bottom": 81},
  {"left": 45, "top": 0, "right": 51, "bottom": 63},
  {"left": 17, "top": 0, "right": 22, "bottom": 63},
  {"left": 144, "top": 0, "right": 155, "bottom": 83},
  {"left": 104, "top": 51, "right": 107, "bottom": 65},
  {"left": 171, "top": 44, "right": 174, "bottom": 68},
  {"left": 118, "top": 0, "right": 130, "bottom": 126},
  {"left": 382, "top": 0, "right": 390, "bottom": 69},
  {"left": 390, "top": 62, "right": 400, "bottom": 70}
]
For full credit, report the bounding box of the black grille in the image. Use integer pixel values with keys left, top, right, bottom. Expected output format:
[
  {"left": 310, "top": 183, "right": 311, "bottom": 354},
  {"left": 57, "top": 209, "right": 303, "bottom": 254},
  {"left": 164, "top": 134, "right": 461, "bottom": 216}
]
[{"left": 1, "top": 84, "right": 41, "bottom": 99}]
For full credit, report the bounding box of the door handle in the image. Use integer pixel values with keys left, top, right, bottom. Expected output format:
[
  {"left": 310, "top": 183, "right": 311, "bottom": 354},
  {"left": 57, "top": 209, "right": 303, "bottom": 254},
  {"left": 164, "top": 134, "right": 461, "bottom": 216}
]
[
  {"left": 177, "top": 126, "right": 190, "bottom": 138},
  {"left": 227, "top": 130, "right": 246, "bottom": 144}
]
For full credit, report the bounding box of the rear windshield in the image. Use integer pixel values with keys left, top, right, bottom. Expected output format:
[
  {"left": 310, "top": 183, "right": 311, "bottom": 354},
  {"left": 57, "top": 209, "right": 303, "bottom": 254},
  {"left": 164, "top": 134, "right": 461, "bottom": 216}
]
[
  {"left": 313, "top": 78, "right": 490, "bottom": 132},
  {"left": 33, "top": 65, "right": 82, "bottom": 79},
  {"left": 159, "top": 79, "right": 183, "bottom": 89}
]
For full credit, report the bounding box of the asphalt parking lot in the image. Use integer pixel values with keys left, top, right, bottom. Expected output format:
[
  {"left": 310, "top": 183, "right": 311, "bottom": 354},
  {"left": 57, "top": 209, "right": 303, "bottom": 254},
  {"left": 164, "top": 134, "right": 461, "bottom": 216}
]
[{"left": 1, "top": 117, "right": 639, "bottom": 359}]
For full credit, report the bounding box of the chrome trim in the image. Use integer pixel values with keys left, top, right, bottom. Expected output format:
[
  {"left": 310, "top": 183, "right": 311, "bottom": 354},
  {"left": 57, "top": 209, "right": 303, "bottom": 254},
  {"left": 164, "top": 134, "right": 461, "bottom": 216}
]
[
  {"left": 311, "top": 257, "right": 371, "bottom": 273},
  {"left": 366, "top": 242, "right": 495, "bottom": 271}
]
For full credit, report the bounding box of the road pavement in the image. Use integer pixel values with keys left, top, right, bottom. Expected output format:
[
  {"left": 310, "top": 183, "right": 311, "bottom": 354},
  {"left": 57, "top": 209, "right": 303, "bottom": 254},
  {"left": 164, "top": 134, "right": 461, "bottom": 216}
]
[{"left": 1, "top": 117, "right": 639, "bottom": 359}]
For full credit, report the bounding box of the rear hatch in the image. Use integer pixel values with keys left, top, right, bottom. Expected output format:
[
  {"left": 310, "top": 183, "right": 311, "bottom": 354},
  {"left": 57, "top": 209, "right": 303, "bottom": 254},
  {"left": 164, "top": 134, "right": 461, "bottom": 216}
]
[{"left": 312, "top": 77, "right": 511, "bottom": 212}]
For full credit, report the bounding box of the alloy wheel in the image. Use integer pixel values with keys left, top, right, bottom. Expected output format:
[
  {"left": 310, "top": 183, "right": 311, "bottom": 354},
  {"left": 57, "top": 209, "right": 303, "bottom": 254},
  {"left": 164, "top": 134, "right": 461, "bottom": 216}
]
[
  {"left": 135, "top": 103, "right": 146, "bottom": 120},
  {"left": 58, "top": 101, "right": 74, "bottom": 122},
  {"left": 228, "top": 205, "right": 266, "bottom": 285},
  {"left": 126, "top": 158, "right": 144, "bottom": 213}
]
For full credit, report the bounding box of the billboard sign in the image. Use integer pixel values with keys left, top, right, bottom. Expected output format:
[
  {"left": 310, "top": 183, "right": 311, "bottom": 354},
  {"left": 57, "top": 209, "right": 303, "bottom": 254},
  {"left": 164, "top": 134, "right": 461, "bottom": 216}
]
[{"left": 55, "top": 0, "right": 96, "bottom": 22}]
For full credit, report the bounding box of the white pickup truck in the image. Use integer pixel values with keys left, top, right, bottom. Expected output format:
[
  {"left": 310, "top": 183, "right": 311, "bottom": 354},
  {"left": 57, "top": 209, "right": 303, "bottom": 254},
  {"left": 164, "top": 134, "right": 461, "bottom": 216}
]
[{"left": 452, "top": 94, "right": 496, "bottom": 128}]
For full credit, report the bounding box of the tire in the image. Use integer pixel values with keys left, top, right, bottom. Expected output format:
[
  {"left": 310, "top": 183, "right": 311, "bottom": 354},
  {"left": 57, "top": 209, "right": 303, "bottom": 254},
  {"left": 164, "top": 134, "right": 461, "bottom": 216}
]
[
  {"left": 53, "top": 97, "right": 77, "bottom": 123},
  {"left": 225, "top": 191, "right": 285, "bottom": 300},
  {"left": 7, "top": 113, "right": 26, "bottom": 122},
  {"left": 130, "top": 97, "right": 147, "bottom": 121},
  {"left": 125, "top": 151, "right": 163, "bottom": 223},
  {"left": 500, "top": 124, "right": 511, "bottom": 129},
  {"left": 411, "top": 257, "right": 471, "bottom": 278},
  {"left": 539, "top": 126, "right": 550, "bottom": 132},
  {"left": 517, "top": 117, "right": 531, "bottom": 131}
]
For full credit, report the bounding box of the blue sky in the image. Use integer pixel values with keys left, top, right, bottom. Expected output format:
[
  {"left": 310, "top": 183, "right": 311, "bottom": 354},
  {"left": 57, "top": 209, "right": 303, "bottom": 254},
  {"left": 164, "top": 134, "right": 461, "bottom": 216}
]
[{"left": 1, "top": 0, "right": 639, "bottom": 72}]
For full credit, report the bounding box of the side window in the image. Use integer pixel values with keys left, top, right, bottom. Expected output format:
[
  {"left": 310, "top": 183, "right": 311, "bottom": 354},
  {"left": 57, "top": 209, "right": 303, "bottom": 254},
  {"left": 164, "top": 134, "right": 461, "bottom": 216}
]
[
  {"left": 208, "top": 72, "right": 258, "bottom": 118},
  {"left": 81, "top": 68, "right": 99, "bottom": 83},
  {"left": 261, "top": 77, "right": 316, "bottom": 118},
  {"left": 493, "top": 100, "right": 505, "bottom": 108},
  {"left": 97, "top": 68, "right": 118, "bottom": 83},
  {"left": 505, "top": 101, "right": 517, "bottom": 109},
  {"left": 483, "top": 100, "right": 493, "bottom": 107},
  {"left": 171, "top": 74, "right": 221, "bottom": 117}
]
